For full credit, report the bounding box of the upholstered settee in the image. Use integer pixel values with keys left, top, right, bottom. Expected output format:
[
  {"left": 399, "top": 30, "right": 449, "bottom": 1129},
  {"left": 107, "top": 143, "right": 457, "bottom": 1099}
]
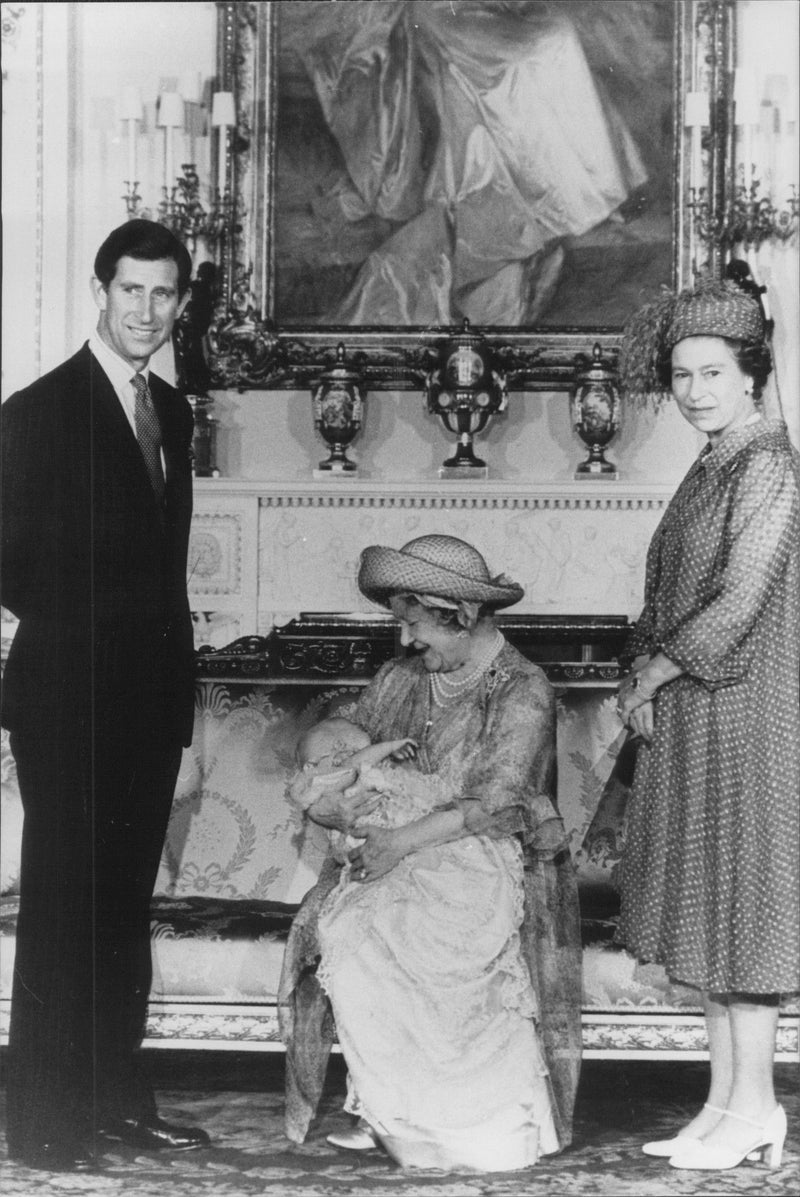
[{"left": 2, "top": 626, "right": 798, "bottom": 1061}]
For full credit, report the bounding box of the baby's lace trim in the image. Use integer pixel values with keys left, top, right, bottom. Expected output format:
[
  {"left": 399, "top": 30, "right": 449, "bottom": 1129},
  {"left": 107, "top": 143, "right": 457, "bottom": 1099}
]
[
  {"left": 317, "top": 836, "right": 537, "bottom": 1026},
  {"left": 316, "top": 861, "right": 411, "bottom": 995}
]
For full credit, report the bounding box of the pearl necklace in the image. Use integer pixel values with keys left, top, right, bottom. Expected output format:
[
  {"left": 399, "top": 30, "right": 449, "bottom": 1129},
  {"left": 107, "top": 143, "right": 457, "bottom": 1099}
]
[{"left": 429, "top": 630, "right": 504, "bottom": 705}]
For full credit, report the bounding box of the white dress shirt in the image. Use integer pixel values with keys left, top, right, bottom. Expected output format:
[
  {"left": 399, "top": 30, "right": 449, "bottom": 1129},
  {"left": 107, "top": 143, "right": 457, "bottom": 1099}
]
[
  {"left": 88, "top": 333, "right": 166, "bottom": 476},
  {"left": 88, "top": 330, "right": 152, "bottom": 436}
]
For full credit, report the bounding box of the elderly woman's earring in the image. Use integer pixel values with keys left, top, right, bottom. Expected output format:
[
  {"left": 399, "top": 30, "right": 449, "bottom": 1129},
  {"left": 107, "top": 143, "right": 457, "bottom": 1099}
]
[{"left": 456, "top": 629, "right": 469, "bottom": 639}]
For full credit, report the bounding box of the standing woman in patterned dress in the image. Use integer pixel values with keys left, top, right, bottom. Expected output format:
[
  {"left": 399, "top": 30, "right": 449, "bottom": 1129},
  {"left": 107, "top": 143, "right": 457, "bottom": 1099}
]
[{"left": 615, "top": 279, "right": 799, "bottom": 1173}]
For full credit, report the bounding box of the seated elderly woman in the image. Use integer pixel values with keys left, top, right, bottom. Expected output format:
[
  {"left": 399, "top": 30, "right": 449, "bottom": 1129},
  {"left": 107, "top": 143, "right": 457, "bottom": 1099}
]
[{"left": 279, "top": 535, "right": 581, "bottom": 1172}]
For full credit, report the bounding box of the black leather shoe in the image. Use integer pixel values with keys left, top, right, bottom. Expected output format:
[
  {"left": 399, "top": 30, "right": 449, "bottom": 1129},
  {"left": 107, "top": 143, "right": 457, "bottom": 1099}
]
[
  {"left": 10, "top": 1140, "right": 101, "bottom": 1172},
  {"left": 98, "top": 1116, "right": 210, "bottom": 1151}
]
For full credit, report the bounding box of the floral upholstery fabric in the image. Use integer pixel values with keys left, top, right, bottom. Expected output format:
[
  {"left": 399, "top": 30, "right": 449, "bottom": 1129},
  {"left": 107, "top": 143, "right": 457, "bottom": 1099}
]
[
  {"left": 0, "top": 680, "right": 721, "bottom": 1015},
  {"left": 152, "top": 683, "right": 335, "bottom": 904},
  {"left": 152, "top": 682, "right": 631, "bottom": 903}
]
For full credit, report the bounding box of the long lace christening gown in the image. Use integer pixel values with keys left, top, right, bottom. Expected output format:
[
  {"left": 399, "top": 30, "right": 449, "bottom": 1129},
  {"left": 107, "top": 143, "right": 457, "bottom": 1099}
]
[
  {"left": 281, "top": 639, "right": 582, "bottom": 1170},
  {"left": 317, "top": 755, "right": 559, "bottom": 1170}
]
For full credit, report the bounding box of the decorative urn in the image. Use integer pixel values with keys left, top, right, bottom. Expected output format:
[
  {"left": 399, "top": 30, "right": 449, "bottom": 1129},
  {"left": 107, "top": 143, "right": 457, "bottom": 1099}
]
[
  {"left": 571, "top": 343, "right": 621, "bottom": 480},
  {"left": 425, "top": 319, "right": 508, "bottom": 478},
  {"left": 310, "top": 343, "right": 366, "bottom": 473}
]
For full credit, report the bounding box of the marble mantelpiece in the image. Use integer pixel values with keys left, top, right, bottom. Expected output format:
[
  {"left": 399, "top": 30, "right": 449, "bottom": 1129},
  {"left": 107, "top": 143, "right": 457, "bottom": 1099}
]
[{"left": 189, "top": 479, "right": 674, "bottom": 643}]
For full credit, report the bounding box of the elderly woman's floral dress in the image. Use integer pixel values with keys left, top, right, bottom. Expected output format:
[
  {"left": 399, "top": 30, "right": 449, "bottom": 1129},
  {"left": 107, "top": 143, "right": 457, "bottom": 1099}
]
[
  {"left": 279, "top": 640, "right": 582, "bottom": 1169},
  {"left": 618, "top": 418, "right": 800, "bottom": 993}
]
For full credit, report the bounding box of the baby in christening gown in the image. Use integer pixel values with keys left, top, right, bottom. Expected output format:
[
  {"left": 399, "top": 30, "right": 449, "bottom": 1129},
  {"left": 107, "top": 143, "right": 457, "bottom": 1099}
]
[{"left": 289, "top": 716, "right": 455, "bottom": 868}]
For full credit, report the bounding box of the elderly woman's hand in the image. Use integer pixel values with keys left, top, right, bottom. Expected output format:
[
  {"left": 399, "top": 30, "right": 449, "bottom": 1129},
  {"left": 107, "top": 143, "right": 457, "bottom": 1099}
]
[
  {"left": 627, "top": 699, "right": 655, "bottom": 742},
  {"left": 616, "top": 651, "right": 682, "bottom": 730},
  {"left": 306, "top": 787, "right": 382, "bottom": 833},
  {"left": 348, "top": 826, "right": 405, "bottom": 883},
  {"left": 616, "top": 669, "right": 657, "bottom": 724}
]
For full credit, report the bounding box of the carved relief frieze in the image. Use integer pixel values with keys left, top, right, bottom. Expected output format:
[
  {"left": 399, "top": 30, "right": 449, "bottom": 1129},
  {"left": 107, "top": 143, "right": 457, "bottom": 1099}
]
[
  {"left": 188, "top": 512, "right": 243, "bottom": 596},
  {"left": 253, "top": 486, "right": 671, "bottom": 624},
  {"left": 142, "top": 1006, "right": 283, "bottom": 1045},
  {"left": 135, "top": 1005, "right": 798, "bottom": 1057}
]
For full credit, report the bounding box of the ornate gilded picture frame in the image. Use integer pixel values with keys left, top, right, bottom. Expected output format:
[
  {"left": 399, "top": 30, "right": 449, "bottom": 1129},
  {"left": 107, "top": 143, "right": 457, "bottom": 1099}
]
[{"left": 208, "top": 0, "right": 733, "bottom": 392}]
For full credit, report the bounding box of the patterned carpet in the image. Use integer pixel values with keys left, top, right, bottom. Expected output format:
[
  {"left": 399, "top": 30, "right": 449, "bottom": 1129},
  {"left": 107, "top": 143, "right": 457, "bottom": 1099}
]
[{"left": 0, "top": 1054, "right": 797, "bottom": 1196}]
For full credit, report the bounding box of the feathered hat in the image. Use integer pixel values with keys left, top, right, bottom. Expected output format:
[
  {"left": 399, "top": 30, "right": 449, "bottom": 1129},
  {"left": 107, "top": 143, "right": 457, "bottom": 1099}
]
[{"left": 619, "top": 279, "right": 766, "bottom": 409}]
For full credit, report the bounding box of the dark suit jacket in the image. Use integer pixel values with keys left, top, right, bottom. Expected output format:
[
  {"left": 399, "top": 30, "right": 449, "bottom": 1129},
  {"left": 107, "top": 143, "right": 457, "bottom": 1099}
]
[{"left": 1, "top": 343, "right": 195, "bottom": 746}]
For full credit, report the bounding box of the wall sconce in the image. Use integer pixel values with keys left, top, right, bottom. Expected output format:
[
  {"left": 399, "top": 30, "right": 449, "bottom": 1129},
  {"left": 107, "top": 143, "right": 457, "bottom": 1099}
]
[
  {"left": 424, "top": 319, "right": 508, "bottom": 479},
  {"left": 310, "top": 344, "right": 367, "bottom": 478},
  {"left": 571, "top": 344, "right": 621, "bottom": 480},
  {"left": 119, "top": 80, "right": 236, "bottom": 251},
  {"left": 687, "top": 70, "right": 799, "bottom": 250}
]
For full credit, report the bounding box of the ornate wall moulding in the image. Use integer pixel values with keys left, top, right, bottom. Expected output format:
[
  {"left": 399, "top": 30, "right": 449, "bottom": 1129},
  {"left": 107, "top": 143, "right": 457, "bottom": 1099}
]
[
  {"left": 253, "top": 490, "right": 669, "bottom": 622},
  {"left": 247, "top": 482, "right": 673, "bottom": 514},
  {"left": 187, "top": 512, "right": 243, "bottom": 596}
]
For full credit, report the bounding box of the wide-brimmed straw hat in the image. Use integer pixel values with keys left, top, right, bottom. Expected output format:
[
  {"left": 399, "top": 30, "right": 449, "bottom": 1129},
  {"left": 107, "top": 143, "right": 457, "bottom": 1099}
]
[{"left": 358, "top": 535, "right": 524, "bottom": 610}]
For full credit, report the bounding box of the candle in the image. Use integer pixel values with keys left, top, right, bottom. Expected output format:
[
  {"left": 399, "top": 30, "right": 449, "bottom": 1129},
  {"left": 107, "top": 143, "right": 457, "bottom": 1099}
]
[
  {"left": 758, "top": 101, "right": 776, "bottom": 193},
  {"left": 734, "top": 69, "right": 760, "bottom": 124},
  {"left": 762, "top": 74, "right": 789, "bottom": 198},
  {"left": 685, "top": 91, "right": 709, "bottom": 185},
  {"left": 742, "top": 126, "right": 754, "bottom": 191},
  {"left": 120, "top": 87, "right": 142, "bottom": 183},
  {"left": 734, "top": 70, "right": 759, "bottom": 190},
  {"left": 120, "top": 85, "right": 143, "bottom": 121},
  {"left": 685, "top": 91, "right": 709, "bottom": 126},
  {"left": 211, "top": 91, "right": 236, "bottom": 195},
  {"left": 179, "top": 71, "right": 203, "bottom": 105},
  {"left": 126, "top": 119, "right": 137, "bottom": 183},
  {"left": 788, "top": 91, "right": 800, "bottom": 196},
  {"left": 157, "top": 91, "right": 185, "bottom": 191},
  {"left": 179, "top": 72, "right": 204, "bottom": 167},
  {"left": 218, "top": 128, "right": 227, "bottom": 195}
]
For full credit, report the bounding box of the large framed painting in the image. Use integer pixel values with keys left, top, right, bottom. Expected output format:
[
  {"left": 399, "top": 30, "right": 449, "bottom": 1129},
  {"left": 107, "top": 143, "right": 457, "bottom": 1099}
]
[{"left": 208, "top": 0, "right": 733, "bottom": 391}]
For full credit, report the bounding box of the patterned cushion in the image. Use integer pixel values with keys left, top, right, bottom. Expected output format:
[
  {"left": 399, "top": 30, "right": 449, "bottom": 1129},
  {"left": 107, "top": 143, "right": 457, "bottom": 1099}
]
[
  {"left": 148, "top": 896, "right": 293, "bottom": 1000},
  {"left": 0, "top": 895, "right": 294, "bottom": 1004},
  {"left": 3, "top": 892, "right": 796, "bottom": 1014}
]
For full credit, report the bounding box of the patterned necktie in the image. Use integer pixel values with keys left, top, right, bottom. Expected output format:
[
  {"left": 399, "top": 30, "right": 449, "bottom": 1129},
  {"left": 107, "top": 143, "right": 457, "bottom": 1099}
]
[{"left": 131, "top": 372, "right": 165, "bottom": 500}]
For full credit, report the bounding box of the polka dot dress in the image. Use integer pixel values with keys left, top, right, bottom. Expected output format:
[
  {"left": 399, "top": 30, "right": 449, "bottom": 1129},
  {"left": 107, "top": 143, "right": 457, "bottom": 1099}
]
[{"left": 618, "top": 419, "right": 800, "bottom": 993}]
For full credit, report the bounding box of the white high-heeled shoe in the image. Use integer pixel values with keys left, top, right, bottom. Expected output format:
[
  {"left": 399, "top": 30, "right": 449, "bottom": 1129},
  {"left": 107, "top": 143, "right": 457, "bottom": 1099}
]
[
  {"left": 642, "top": 1102, "right": 727, "bottom": 1158},
  {"left": 326, "top": 1120, "right": 379, "bottom": 1151},
  {"left": 669, "top": 1105, "right": 787, "bottom": 1171},
  {"left": 643, "top": 1134, "right": 702, "bottom": 1158}
]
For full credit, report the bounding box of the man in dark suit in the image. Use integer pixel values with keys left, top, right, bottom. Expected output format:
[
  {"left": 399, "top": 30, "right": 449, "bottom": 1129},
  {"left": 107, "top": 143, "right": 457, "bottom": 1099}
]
[{"left": 1, "top": 220, "right": 208, "bottom": 1171}]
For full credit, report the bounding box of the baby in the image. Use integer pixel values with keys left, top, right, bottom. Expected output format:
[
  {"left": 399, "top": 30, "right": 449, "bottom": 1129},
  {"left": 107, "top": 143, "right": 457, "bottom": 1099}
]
[{"left": 290, "top": 716, "right": 454, "bottom": 867}]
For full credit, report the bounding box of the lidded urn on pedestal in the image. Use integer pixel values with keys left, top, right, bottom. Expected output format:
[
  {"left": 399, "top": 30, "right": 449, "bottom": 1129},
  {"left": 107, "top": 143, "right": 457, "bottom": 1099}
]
[
  {"left": 425, "top": 319, "right": 508, "bottom": 479},
  {"left": 571, "top": 343, "right": 621, "bottom": 480},
  {"left": 310, "top": 342, "right": 366, "bottom": 475}
]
